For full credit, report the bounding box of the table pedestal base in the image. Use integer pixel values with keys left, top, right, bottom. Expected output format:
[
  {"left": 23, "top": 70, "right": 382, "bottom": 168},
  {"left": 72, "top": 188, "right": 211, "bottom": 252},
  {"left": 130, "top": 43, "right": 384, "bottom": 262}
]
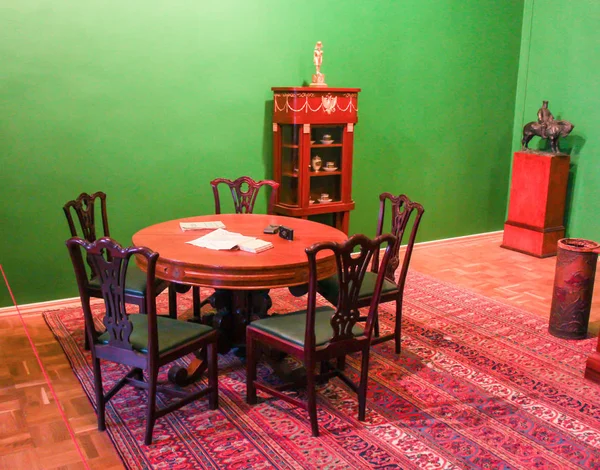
[
  {"left": 168, "top": 289, "right": 272, "bottom": 386},
  {"left": 200, "top": 289, "right": 272, "bottom": 353},
  {"left": 168, "top": 347, "right": 208, "bottom": 386}
]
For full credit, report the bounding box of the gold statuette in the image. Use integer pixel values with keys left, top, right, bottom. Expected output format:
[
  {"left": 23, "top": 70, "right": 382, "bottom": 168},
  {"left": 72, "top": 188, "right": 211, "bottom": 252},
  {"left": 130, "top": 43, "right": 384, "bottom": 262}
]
[{"left": 310, "top": 41, "right": 327, "bottom": 87}]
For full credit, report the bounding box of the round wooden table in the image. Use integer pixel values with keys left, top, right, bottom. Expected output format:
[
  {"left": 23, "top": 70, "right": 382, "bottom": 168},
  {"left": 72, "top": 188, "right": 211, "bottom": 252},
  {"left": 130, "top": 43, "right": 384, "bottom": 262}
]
[
  {"left": 133, "top": 214, "right": 347, "bottom": 384},
  {"left": 133, "top": 213, "right": 348, "bottom": 289}
]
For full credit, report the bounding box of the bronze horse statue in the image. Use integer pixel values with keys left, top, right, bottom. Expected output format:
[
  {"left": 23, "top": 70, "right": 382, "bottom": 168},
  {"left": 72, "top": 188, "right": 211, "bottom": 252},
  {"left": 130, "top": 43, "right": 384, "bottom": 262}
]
[{"left": 521, "top": 101, "right": 574, "bottom": 154}]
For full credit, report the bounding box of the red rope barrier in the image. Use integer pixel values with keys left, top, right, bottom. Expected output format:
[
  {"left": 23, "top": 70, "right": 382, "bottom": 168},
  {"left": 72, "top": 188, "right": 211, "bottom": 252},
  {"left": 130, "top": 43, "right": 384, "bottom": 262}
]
[{"left": 0, "top": 265, "right": 91, "bottom": 470}]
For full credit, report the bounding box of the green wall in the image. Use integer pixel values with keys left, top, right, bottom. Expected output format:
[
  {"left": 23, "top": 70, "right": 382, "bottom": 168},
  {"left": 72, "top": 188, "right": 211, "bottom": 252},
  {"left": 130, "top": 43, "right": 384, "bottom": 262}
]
[
  {"left": 512, "top": 0, "right": 600, "bottom": 238},
  {"left": 0, "top": 1, "right": 523, "bottom": 307}
]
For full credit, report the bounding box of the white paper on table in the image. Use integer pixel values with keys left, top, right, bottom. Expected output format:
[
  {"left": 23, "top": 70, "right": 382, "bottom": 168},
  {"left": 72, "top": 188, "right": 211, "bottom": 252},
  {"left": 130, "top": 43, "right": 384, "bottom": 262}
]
[
  {"left": 180, "top": 221, "right": 225, "bottom": 231},
  {"left": 186, "top": 228, "right": 257, "bottom": 251}
]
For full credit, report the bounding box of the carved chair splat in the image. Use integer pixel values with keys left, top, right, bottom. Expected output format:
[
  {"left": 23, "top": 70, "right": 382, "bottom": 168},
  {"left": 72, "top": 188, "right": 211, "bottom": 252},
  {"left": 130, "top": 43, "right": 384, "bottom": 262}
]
[
  {"left": 63, "top": 191, "right": 110, "bottom": 243},
  {"left": 211, "top": 176, "right": 279, "bottom": 215}
]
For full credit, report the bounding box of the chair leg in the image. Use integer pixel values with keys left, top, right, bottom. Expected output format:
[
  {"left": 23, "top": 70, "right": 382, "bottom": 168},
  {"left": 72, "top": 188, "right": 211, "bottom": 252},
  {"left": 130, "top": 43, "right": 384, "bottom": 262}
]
[
  {"left": 92, "top": 356, "right": 106, "bottom": 431},
  {"left": 246, "top": 335, "right": 257, "bottom": 405},
  {"left": 337, "top": 355, "right": 346, "bottom": 371},
  {"left": 306, "top": 360, "right": 319, "bottom": 437},
  {"left": 144, "top": 366, "right": 158, "bottom": 445},
  {"left": 373, "top": 307, "right": 380, "bottom": 338},
  {"left": 358, "top": 347, "right": 370, "bottom": 421},
  {"left": 208, "top": 342, "right": 219, "bottom": 410},
  {"left": 394, "top": 299, "right": 403, "bottom": 354},
  {"left": 192, "top": 287, "right": 201, "bottom": 321},
  {"left": 84, "top": 324, "right": 90, "bottom": 351},
  {"left": 168, "top": 284, "right": 178, "bottom": 319}
]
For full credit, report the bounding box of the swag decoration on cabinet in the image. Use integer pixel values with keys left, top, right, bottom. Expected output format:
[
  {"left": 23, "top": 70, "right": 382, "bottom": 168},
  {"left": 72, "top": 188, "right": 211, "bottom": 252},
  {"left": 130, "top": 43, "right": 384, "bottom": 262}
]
[{"left": 271, "top": 86, "right": 360, "bottom": 234}]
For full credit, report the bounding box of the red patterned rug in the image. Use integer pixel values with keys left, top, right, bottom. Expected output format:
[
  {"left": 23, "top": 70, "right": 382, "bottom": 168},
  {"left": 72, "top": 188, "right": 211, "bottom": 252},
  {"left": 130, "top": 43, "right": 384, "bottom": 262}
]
[{"left": 44, "top": 272, "right": 600, "bottom": 469}]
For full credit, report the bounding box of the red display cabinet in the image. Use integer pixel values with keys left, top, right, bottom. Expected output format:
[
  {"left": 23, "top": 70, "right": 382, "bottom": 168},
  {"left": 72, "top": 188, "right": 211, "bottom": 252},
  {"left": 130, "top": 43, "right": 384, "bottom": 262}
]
[{"left": 271, "top": 87, "right": 360, "bottom": 234}]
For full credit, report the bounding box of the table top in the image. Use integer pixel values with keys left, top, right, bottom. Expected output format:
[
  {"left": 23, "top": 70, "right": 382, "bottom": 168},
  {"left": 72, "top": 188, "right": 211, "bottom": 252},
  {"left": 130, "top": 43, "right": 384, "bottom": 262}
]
[{"left": 132, "top": 214, "right": 348, "bottom": 290}]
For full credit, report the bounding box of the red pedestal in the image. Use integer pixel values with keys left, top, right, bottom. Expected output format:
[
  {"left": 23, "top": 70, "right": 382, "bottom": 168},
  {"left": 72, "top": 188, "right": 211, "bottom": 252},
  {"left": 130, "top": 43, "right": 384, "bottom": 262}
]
[
  {"left": 501, "top": 151, "right": 570, "bottom": 258},
  {"left": 585, "top": 341, "right": 600, "bottom": 384}
]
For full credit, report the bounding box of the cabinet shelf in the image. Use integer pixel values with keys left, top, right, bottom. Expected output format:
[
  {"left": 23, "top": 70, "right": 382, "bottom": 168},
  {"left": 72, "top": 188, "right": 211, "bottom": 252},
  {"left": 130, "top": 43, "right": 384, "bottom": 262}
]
[
  {"left": 282, "top": 144, "right": 299, "bottom": 149},
  {"left": 311, "top": 143, "right": 343, "bottom": 148},
  {"left": 310, "top": 171, "right": 341, "bottom": 177}
]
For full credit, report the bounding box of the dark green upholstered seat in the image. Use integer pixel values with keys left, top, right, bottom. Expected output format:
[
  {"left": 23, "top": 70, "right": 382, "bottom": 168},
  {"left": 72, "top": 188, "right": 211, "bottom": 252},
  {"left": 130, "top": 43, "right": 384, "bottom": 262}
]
[
  {"left": 90, "top": 264, "right": 160, "bottom": 296},
  {"left": 250, "top": 306, "right": 365, "bottom": 347},
  {"left": 98, "top": 314, "right": 213, "bottom": 354},
  {"left": 317, "top": 272, "right": 398, "bottom": 306}
]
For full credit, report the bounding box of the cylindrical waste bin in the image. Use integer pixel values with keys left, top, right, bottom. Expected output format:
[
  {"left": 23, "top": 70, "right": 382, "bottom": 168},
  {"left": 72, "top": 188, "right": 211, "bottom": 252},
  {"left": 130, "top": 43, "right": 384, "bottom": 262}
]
[{"left": 549, "top": 238, "right": 600, "bottom": 339}]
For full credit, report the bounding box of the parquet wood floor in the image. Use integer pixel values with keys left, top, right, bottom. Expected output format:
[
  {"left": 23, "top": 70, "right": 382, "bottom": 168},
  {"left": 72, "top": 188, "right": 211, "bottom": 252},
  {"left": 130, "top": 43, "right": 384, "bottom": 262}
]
[
  {"left": 1, "top": 232, "right": 598, "bottom": 468},
  {"left": 410, "top": 233, "right": 600, "bottom": 335},
  {"left": 0, "top": 313, "right": 124, "bottom": 470}
]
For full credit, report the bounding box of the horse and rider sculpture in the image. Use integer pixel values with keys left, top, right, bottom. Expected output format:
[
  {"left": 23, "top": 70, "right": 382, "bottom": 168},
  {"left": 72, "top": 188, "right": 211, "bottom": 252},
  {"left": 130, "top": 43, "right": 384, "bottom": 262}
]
[{"left": 521, "top": 101, "right": 574, "bottom": 154}]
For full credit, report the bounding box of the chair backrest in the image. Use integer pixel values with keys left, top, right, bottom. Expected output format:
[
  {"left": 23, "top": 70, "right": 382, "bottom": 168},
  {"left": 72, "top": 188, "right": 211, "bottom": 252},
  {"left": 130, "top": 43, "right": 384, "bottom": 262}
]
[
  {"left": 210, "top": 176, "right": 279, "bottom": 215},
  {"left": 372, "top": 193, "right": 424, "bottom": 290},
  {"left": 66, "top": 237, "right": 159, "bottom": 357},
  {"left": 304, "top": 233, "right": 397, "bottom": 351},
  {"left": 63, "top": 192, "right": 110, "bottom": 242}
]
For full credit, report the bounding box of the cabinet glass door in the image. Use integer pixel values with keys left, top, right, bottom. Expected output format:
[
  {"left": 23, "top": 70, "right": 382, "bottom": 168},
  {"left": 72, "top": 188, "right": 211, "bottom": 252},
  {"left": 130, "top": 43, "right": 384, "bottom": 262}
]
[
  {"left": 279, "top": 125, "right": 300, "bottom": 206},
  {"left": 309, "top": 125, "right": 343, "bottom": 205}
]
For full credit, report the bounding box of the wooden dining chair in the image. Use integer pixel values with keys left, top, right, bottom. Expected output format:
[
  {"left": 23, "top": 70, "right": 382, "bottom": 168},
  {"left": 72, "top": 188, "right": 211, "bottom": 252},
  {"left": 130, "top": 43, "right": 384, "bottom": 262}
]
[
  {"left": 246, "top": 233, "right": 396, "bottom": 437},
  {"left": 66, "top": 236, "right": 219, "bottom": 445},
  {"left": 63, "top": 192, "right": 171, "bottom": 317},
  {"left": 317, "top": 193, "right": 424, "bottom": 354},
  {"left": 179, "top": 177, "right": 280, "bottom": 322}
]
